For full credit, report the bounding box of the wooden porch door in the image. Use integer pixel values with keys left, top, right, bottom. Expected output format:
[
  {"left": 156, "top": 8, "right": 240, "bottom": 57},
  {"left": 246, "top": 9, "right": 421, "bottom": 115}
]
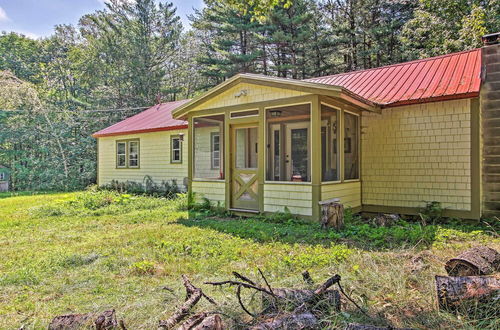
[{"left": 231, "top": 124, "right": 259, "bottom": 211}]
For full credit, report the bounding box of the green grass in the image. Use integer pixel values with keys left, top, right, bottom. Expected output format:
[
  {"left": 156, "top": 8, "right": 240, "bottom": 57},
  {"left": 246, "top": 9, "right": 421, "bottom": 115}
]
[{"left": 0, "top": 191, "right": 499, "bottom": 329}]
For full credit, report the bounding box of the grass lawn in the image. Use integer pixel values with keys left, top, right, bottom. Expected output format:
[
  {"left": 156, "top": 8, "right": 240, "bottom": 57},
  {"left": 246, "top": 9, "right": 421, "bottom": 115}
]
[{"left": 0, "top": 191, "right": 499, "bottom": 329}]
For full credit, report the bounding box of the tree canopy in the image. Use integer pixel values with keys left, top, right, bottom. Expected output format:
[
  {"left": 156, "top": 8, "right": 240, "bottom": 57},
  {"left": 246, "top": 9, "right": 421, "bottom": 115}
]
[{"left": 0, "top": 0, "right": 498, "bottom": 190}]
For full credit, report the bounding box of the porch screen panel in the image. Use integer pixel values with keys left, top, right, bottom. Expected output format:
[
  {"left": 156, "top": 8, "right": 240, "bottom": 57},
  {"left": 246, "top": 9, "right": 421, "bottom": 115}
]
[
  {"left": 266, "top": 104, "right": 311, "bottom": 182},
  {"left": 344, "top": 112, "right": 359, "bottom": 180},
  {"left": 194, "top": 115, "right": 224, "bottom": 179},
  {"left": 321, "top": 104, "right": 339, "bottom": 181}
]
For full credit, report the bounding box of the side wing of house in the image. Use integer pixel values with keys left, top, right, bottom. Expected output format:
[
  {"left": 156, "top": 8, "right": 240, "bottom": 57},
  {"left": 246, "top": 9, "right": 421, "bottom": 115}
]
[
  {"left": 97, "top": 129, "right": 189, "bottom": 190},
  {"left": 361, "top": 98, "right": 480, "bottom": 219}
]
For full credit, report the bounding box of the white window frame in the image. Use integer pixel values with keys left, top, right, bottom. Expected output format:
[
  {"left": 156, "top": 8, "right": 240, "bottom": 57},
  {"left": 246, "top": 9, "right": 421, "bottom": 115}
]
[
  {"left": 211, "top": 132, "right": 220, "bottom": 169},
  {"left": 171, "top": 135, "right": 182, "bottom": 163}
]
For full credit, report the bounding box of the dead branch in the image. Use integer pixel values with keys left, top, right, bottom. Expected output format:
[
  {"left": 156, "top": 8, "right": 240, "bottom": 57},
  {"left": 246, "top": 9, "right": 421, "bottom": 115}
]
[
  {"left": 204, "top": 280, "right": 275, "bottom": 297},
  {"left": 314, "top": 274, "right": 341, "bottom": 295},
  {"left": 48, "top": 310, "right": 117, "bottom": 330},
  {"left": 258, "top": 268, "right": 274, "bottom": 296},
  {"left": 233, "top": 271, "right": 257, "bottom": 286},
  {"left": 182, "top": 275, "right": 217, "bottom": 305},
  {"left": 177, "top": 312, "right": 207, "bottom": 330}
]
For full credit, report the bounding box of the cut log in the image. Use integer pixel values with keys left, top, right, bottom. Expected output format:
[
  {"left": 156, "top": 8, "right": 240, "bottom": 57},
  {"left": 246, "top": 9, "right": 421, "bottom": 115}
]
[
  {"left": 445, "top": 246, "right": 500, "bottom": 276},
  {"left": 435, "top": 275, "right": 500, "bottom": 310},
  {"left": 48, "top": 310, "right": 117, "bottom": 330},
  {"left": 250, "top": 312, "right": 318, "bottom": 330},
  {"left": 177, "top": 313, "right": 223, "bottom": 330},
  {"left": 319, "top": 198, "right": 344, "bottom": 230},
  {"left": 262, "top": 288, "right": 340, "bottom": 313},
  {"left": 191, "top": 315, "right": 223, "bottom": 330},
  {"left": 344, "top": 323, "right": 412, "bottom": 330}
]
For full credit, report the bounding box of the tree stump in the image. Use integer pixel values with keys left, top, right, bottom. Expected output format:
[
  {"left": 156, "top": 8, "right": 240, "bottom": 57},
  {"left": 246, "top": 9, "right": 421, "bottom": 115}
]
[
  {"left": 445, "top": 246, "right": 500, "bottom": 276},
  {"left": 435, "top": 275, "right": 500, "bottom": 311},
  {"left": 319, "top": 198, "right": 344, "bottom": 230}
]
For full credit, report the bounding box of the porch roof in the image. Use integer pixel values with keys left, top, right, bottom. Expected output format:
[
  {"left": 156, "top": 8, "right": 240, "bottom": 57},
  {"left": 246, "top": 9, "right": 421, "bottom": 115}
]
[{"left": 171, "top": 73, "right": 378, "bottom": 118}]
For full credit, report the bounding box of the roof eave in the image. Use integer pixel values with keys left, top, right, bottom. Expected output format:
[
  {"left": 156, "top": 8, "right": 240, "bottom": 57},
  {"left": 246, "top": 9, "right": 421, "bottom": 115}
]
[
  {"left": 92, "top": 124, "right": 188, "bottom": 138},
  {"left": 382, "top": 92, "right": 480, "bottom": 108}
]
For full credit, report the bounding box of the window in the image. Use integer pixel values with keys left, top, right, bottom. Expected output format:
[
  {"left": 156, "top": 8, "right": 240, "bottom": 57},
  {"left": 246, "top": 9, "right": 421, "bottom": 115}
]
[
  {"left": 117, "top": 142, "right": 127, "bottom": 168},
  {"left": 194, "top": 114, "right": 224, "bottom": 179},
  {"left": 211, "top": 133, "right": 220, "bottom": 169},
  {"left": 116, "top": 140, "right": 140, "bottom": 169},
  {"left": 321, "top": 104, "right": 339, "bottom": 181},
  {"left": 266, "top": 104, "right": 311, "bottom": 182},
  {"left": 171, "top": 135, "right": 182, "bottom": 163},
  {"left": 344, "top": 112, "right": 359, "bottom": 180}
]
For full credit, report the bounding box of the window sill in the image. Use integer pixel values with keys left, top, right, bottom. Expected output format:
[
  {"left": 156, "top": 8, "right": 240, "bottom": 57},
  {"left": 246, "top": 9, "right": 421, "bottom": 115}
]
[{"left": 192, "top": 178, "right": 225, "bottom": 182}]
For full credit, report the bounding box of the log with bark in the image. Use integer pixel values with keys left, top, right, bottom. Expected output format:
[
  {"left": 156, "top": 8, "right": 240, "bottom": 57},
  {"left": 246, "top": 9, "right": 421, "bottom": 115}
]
[
  {"left": 250, "top": 312, "right": 318, "bottom": 329},
  {"left": 319, "top": 198, "right": 344, "bottom": 230},
  {"left": 445, "top": 246, "right": 500, "bottom": 276},
  {"left": 48, "top": 309, "right": 118, "bottom": 330},
  {"left": 344, "top": 323, "right": 413, "bottom": 330},
  {"left": 435, "top": 275, "right": 500, "bottom": 311}
]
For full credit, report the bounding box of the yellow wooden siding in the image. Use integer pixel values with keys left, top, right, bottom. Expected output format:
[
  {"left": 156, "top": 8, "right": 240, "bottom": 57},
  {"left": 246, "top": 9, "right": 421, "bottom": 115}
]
[
  {"left": 361, "top": 99, "right": 472, "bottom": 211},
  {"left": 264, "top": 183, "right": 312, "bottom": 216},
  {"left": 192, "top": 180, "right": 225, "bottom": 204},
  {"left": 194, "top": 126, "right": 220, "bottom": 179},
  {"left": 321, "top": 182, "right": 361, "bottom": 208},
  {"left": 98, "top": 130, "right": 188, "bottom": 189},
  {"left": 192, "top": 82, "right": 309, "bottom": 111}
]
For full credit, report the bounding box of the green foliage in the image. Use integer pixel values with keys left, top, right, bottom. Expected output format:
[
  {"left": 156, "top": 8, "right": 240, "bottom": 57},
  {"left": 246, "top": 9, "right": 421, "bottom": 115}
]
[
  {"left": 419, "top": 201, "right": 444, "bottom": 225},
  {"left": 130, "top": 260, "right": 156, "bottom": 275},
  {"left": 101, "top": 178, "right": 181, "bottom": 199},
  {"left": 30, "top": 188, "right": 169, "bottom": 217}
]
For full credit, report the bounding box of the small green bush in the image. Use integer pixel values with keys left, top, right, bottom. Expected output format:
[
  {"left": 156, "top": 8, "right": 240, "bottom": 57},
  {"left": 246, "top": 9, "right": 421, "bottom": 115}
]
[{"left": 130, "top": 260, "right": 156, "bottom": 275}]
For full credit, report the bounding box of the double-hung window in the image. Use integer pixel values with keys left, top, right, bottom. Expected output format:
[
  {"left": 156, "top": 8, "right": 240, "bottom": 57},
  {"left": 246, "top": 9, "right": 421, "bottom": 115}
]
[
  {"left": 116, "top": 140, "right": 140, "bottom": 168},
  {"left": 211, "top": 133, "right": 220, "bottom": 169},
  {"left": 171, "top": 135, "right": 182, "bottom": 163}
]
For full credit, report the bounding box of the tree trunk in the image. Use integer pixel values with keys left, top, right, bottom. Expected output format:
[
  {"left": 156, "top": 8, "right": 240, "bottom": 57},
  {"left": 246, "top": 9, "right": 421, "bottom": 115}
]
[
  {"left": 435, "top": 275, "right": 500, "bottom": 310},
  {"left": 445, "top": 246, "right": 500, "bottom": 276}
]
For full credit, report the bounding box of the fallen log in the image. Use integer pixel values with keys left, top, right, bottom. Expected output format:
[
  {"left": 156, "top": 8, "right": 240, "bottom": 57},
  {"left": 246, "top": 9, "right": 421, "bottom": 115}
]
[
  {"left": 250, "top": 312, "right": 318, "bottom": 330},
  {"left": 445, "top": 246, "right": 500, "bottom": 276},
  {"left": 435, "top": 275, "right": 500, "bottom": 311},
  {"left": 344, "top": 323, "right": 412, "bottom": 330},
  {"left": 48, "top": 309, "right": 118, "bottom": 330},
  {"left": 177, "top": 313, "right": 223, "bottom": 330}
]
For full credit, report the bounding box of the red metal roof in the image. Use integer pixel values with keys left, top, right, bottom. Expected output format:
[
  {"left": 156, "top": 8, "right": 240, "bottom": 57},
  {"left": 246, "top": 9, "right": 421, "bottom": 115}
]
[
  {"left": 92, "top": 100, "right": 189, "bottom": 137},
  {"left": 305, "top": 48, "right": 481, "bottom": 107},
  {"left": 94, "top": 49, "right": 482, "bottom": 138}
]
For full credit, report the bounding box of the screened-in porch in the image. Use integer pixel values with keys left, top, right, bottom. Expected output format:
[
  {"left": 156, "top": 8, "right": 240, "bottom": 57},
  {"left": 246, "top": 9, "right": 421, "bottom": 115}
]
[{"left": 173, "top": 75, "right": 372, "bottom": 220}]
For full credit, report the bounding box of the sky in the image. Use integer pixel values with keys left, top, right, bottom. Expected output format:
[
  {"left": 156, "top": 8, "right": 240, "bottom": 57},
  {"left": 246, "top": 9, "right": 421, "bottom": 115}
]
[{"left": 0, "top": 0, "right": 203, "bottom": 39}]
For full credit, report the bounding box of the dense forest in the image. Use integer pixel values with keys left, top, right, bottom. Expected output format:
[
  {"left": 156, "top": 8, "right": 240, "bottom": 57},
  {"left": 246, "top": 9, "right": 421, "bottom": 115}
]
[{"left": 1, "top": 0, "right": 499, "bottom": 190}]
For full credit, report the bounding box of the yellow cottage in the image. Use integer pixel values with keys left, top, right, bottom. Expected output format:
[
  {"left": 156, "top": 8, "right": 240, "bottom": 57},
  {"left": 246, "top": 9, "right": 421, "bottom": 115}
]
[{"left": 93, "top": 34, "right": 500, "bottom": 220}]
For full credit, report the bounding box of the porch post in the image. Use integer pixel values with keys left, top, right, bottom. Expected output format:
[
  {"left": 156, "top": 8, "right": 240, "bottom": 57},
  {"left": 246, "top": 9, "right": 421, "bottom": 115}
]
[
  {"left": 258, "top": 106, "right": 266, "bottom": 213},
  {"left": 311, "top": 95, "right": 321, "bottom": 221},
  {"left": 187, "top": 115, "right": 194, "bottom": 196},
  {"left": 224, "top": 111, "right": 231, "bottom": 210}
]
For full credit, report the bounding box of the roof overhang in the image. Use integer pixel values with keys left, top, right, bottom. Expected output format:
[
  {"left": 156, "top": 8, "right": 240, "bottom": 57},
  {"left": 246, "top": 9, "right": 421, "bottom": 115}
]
[
  {"left": 92, "top": 124, "right": 188, "bottom": 138},
  {"left": 172, "top": 73, "right": 379, "bottom": 118}
]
